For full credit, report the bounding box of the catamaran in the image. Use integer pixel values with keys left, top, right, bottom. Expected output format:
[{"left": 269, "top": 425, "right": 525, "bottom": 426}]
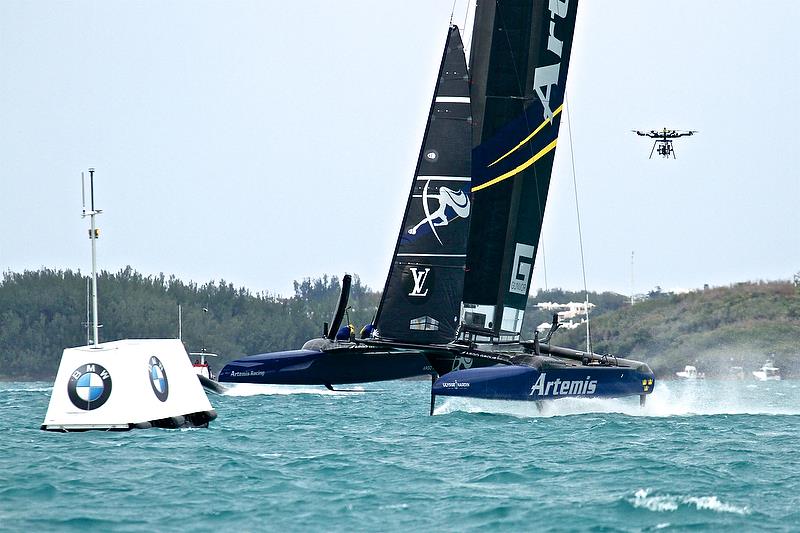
[
  {"left": 219, "top": 24, "right": 471, "bottom": 389},
  {"left": 219, "top": 0, "right": 656, "bottom": 409}
]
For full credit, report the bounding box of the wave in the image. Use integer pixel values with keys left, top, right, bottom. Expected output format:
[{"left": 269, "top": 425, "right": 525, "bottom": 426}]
[
  {"left": 434, "top": 381, "right": 800, "bottom": 417},
  {"left": 630, "top": 488, "right": 750, "bottom": 515}
]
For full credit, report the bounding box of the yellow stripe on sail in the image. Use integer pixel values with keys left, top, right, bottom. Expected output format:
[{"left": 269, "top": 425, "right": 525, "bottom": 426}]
[
  {"left": 487, "top": 104, "right": 563, "bottom": 168},
  {"left": 472, "top": 139, "right": 558, "bottom": 193}
]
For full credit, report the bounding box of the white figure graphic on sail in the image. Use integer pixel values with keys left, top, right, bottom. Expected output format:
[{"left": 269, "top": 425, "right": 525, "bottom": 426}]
[{"left": 408, "top": 180, "right": 471, "bottom": 245}]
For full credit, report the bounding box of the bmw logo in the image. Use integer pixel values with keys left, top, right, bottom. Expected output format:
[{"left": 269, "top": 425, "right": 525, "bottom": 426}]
[
  {"left": 68, "top": 363, "right": 112, "bottom": 411},
  {"left": 148, "top": 356, "right": 169, "bottom": 402}
]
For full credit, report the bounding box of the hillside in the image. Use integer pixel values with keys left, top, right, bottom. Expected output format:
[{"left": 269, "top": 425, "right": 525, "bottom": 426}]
[
  {"left": 553, "top": 281, "right": 800, "bottom": 378},
  {"left": 1, "top": 269, "right": 798, "bottom": 380},
  {"left": 0, "top": 268, "right": 379, "bottom": 380}
]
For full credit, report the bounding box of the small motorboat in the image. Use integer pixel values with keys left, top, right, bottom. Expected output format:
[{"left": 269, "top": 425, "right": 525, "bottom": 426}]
[
  {"left": 676, "top": 365, "right": 704, "bottom": 380},
  {"left": 190, "top": 350, "right": 227, "bottom": 394},
  {"left": 190, "top": 350, "right": 217, "bottom": 380},
  {"left": 753, "top": 361, "right": 781, "bottom": 381}
]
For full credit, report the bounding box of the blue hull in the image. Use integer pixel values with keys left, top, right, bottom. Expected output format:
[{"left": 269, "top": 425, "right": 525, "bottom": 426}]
[
  {"left": 218, "top": 349, "right": 434, "bottom": 385},
  {"left": 432, "top": 364, "right": 655, "bottom": 401}
]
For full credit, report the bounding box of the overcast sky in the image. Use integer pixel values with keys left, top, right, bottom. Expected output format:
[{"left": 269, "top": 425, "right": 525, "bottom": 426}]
[{"left": 1, "top": 1, "right": 798, "bottom": 298}]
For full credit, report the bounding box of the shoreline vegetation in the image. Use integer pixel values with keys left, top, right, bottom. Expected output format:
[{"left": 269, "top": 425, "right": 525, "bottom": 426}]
[{"left": 1, "top": 267, "right": 798, "bottom": 381}]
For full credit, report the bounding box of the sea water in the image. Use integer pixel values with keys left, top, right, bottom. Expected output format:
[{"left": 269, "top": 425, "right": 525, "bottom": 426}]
[{"left": 1, "top": 379, "right": 799, "bottom": 532}]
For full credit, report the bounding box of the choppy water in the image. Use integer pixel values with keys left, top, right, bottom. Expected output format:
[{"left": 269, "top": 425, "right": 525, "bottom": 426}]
[{"left": 2, "top": 379, "right": 799, "bottom": 531}]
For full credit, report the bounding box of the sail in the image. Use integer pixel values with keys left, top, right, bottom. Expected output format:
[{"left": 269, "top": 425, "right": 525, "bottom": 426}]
[
  {"left": 462, "top": 0, "right": 579, "bottom": 338},
  {"left": 374, "top": 26, "right": 472, "bottom": 344}
]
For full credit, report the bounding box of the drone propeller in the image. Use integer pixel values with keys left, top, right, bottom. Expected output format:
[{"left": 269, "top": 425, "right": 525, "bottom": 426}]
[{"left": 633, "top": 128, "right": 697, "bottom": 139}]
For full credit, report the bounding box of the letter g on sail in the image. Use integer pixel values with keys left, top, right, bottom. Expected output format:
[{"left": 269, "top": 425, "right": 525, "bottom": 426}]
[{"left": 509, "top": 243, "right": 535, "bottom": 295}]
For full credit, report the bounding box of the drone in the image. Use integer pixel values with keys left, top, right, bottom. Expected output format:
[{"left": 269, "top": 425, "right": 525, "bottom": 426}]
[{"left": 633, "top": 128, "right": 697, "bottom": 159}]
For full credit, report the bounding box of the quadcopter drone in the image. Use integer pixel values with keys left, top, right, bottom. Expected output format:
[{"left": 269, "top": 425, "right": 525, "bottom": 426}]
[{"left": 633, "top": 128, "right": 697, "bottom": 159}]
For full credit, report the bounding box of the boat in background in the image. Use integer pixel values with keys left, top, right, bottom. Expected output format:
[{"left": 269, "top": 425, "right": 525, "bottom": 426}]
[
  {"left": 177, "top": 304, "right": 227, "bottom": 394},
  {"left": 676, "top": 365, "right": 705, "bottom": 380},
  {"left": 191, "top": 350, "right": 217, "bottom": 380},
  {"left": 753, "top": 360, "right": 781, "bottom": 381},
  {"left": 192, "top": 351, "right": 226, "bottom": 394}
]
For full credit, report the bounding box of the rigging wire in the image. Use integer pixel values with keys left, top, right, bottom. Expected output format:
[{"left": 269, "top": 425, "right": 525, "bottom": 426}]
[
  {"left": 462, "top": 0, "right": 472, "bottom": 56},
  {"left": 449, "top": 0, "right": 458, "bottom": 25},
  {"left": 539, "top": 236, "right": 548, "bottom": 291},
  {"left": 564, "top": 91, "right": 593, "bottom": 354}
]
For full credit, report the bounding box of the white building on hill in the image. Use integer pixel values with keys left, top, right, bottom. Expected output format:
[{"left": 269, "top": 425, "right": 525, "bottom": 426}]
[{"left": 535, "top": 301, "right": 595, "bottom": 332}]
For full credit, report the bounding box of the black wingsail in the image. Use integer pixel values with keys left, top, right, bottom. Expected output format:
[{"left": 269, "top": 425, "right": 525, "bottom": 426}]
[
  {"left": 462, "top": 0, "right": 579, "bottom": 339},
  {"left": 373, "top": 26, "right": 472, "bottom": 344}
]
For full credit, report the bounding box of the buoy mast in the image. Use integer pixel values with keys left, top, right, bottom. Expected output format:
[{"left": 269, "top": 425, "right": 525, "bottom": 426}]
[{"left": 82, "top": 168, "right": 102, "bottom": 347}]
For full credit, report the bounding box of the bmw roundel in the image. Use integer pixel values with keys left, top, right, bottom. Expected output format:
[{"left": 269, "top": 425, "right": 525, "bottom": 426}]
[
  {"left": 148, "top": 356, "right": 169, "bottom": 402},
  {"left": 68, "top": 363, "right": 112, "bottom": 410}
]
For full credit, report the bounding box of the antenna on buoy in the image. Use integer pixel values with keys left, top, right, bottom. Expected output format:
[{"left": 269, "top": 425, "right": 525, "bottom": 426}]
[{"left": 82, "top": 168, "right": 102, "bottom": 347}]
